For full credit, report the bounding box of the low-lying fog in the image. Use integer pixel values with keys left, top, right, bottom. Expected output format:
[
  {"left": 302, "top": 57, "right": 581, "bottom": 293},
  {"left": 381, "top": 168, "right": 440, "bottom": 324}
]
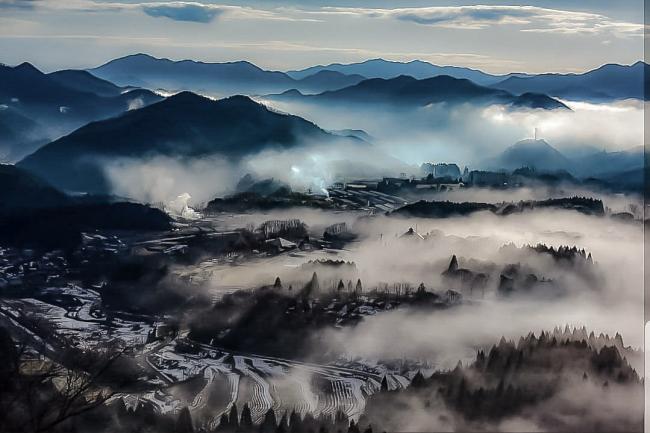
[
  {"left": 101, "top": 98, "right": 643, "bottom": 208},
  {"left": 104, "top": 141, "right": 414, "bottom": 205},
  {"left": 98, "top": 95, "right": 643, "bottom": 373},
  {"left": 259, "top": 98, "right": 644, "bottom": 166},
  {"left": 192, "top": 203, "right": 643, "bottom": 369}
]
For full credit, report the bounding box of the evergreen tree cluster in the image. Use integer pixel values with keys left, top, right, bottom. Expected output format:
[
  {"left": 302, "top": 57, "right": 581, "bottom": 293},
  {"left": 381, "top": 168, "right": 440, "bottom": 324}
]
[
  {"left": 364, "top": 331, "right": 642, "bottom": 431},
  {"left": 211, "top": 404, "right": 372, "bottom": 433}
]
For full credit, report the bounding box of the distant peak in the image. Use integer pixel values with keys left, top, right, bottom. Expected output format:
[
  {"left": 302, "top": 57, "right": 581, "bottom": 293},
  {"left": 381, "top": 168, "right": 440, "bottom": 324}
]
[
  {"left": 116, "top": 53, "right": 157, "bottom": 62},
  {"left": 131, "top": 52, "right": 153, "bottom": 58},
  {"left": 165, "top": 91, "right": 209, "bottom": 103},
  {"left": 513, "top": 138, "right": 552, "bottom": 148},
  {"left": 221, "top": 94, "right": 262, "bottom": 108},
  {"left": 281, "top": 89, "right": 304, "bottom": 96},
  {"left": 223, "top": 94, "right": 254, "bottom": 102},
  {"left": 14, "top": 62, "right": 42, "bottom": 74},
  {"left": 388, "top": 74, "right": 417, "bottom": 81},
  {"left": 310, "top": 70, "right": 343, "bottom": 77}
]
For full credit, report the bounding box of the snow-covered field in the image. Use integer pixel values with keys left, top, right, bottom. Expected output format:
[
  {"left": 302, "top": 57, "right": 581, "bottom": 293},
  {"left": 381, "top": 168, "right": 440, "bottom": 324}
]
[
  {"left": 0, "top": 285, "right": 153, "bottom": 349},
  {"left": 0, "top": 284, "right": 412, "bottom": 424},
  {"left": 145, "top": 342, "right": 410, "bottom": 423}
]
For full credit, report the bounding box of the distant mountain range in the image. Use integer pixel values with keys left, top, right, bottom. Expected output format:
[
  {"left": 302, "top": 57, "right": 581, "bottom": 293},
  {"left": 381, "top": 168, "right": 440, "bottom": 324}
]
[
  {"left": 89, "top": 54, "right": 649, "bottom": 102},
  {"left": 89, "top": 54, "right": 366, "bottom": 96},
  {"left": 17, "top": 92, "right": 353, "bottom": 194},
  {"left": 0, "top": 62, "right": 162, "bottom": 161},
  {"left": 287, "top": 58, "right": 530, "bottom": 85},
  {"left": 491, "top": 62, "right": 648, "bottom": 101},
  {"left": 269, "top": 75, "right": 568, "bottom": 110},
  {"left": 484, "top": 138, "right": 644, "bottom": 179}
]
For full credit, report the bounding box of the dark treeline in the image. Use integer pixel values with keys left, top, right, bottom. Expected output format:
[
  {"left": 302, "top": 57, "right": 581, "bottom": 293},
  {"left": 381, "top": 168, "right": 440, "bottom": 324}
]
[
  {"left": 364, "top": 333, "right": 642, "bottom": 432},
  {"left": 0, "top": 202, "right": 171, "bottom": 252},
  {"left": 42, "top": 400, "right": 373, "bottom": 433},
  {"left": 205, "top": 190, "right": 335, "bottom": 213},
  {"left": 188, "top": 273, "right": 459, "bottom": 360},
  {"left": 501, "top": 242, "right": 594, "bottom": 265},
  {"left": 2, "top": 325, "right": 641, "bottom": 433},
  {"left": 392, "top": 196, "right": 605, "bottom": 218}
]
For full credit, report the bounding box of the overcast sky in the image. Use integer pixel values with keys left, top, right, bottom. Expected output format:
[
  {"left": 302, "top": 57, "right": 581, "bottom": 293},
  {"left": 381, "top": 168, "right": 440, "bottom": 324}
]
[{"left": 0, "top": 0, "right": 644, "bottom": 73}]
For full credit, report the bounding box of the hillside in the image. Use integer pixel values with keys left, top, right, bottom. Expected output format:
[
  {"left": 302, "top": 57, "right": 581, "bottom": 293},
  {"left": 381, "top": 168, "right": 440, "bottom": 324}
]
[
  {"left": 287, "top": 58, "right": 530, "bottom": 85},
  {"left": 17, "top": 92, "right": 341, "bottom": 193},
  {"left": 492, "top": 62, "right": 649, "bottom": 101},
  {"left": 486, "top": 139, "right": 571, "bottom": 171},
  {"left": 90, "top": 53, "right": 366, "bottom": 95},
  {"left": 0, "top": 164, "right": 70, "bottom": 212},
  {"left": 0, "top": 62, "right": 162, "bottom": 160},
  {"left": 271, "top": 75, "right": 567, "bottom": 110},
  {"left": 47, "top": 69, "right": 126, "bottom": 97}
]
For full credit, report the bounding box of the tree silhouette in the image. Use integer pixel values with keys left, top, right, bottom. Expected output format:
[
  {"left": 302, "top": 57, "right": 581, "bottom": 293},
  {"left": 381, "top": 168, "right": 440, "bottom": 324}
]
[
  {"left": 380, "top": 376, "right": 389, "bottom": 392},
  {"left": 229, "top": 404, "right": 239, "bottom": 430},
  {"left": 259, "top": 408, "right": 277, "bottom": 433},
  {"left": 240, "top": 404, "right": 253, "bottom": 429},
  {"left": 175, "top": 407, "right": 193, "bottom": 433}
]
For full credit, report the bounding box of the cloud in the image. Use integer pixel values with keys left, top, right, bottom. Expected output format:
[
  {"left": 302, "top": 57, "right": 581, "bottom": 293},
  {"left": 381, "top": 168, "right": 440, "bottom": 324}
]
[
  {"left": 320, "top": 5, "right": 644, "bottom": 37},
  {"left": 17, "top": 0, "right": 316, "bottom": 23},
  {"left": 261, "top": 96, "right": 644, "bottom": 166},
  {"left": 14, "top": 2, "right": 642, "bottom": 36},
  {"left": 0, "top": 0, "right": 38, "bottom": 9},
  {"left": 141, "top": 2, "right": 223, "bottom": 23}
]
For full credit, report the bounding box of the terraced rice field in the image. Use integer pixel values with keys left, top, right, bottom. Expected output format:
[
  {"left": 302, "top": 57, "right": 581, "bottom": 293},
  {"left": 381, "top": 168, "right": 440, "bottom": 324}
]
[{"left": 146, "top": 342, "right": 410, "bottom": 422}]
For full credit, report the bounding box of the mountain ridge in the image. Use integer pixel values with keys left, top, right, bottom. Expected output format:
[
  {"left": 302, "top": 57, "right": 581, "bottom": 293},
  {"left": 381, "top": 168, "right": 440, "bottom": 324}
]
[
  {"left": 90, "top": 53, "right": 369, "bottom": 95},
  {"left": 492, "top": 61, "right": 649, "bottom": 100},
  {"left": 287, "top": 58, "right": 533, "bottom": 85},
  {"left": 0, "top": 62, "right": 163, "bottom": 161},
  {"left": 17, "top": 92, "right": 346, "bottom": 194},
  {"left": 269, "top": 74, "right": 568, "bottom": 110}
]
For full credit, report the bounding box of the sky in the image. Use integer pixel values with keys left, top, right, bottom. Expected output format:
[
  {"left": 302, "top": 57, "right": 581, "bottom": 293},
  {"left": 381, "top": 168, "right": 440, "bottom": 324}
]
[{"left": 0, "top": 0, "right": 644, "bottom": 74}]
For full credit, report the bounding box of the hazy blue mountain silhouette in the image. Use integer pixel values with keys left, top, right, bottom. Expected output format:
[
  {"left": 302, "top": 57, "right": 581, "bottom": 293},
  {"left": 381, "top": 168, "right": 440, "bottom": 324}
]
[
  {"left": 287, "top": 58, "right": 530, "bottom": 85},
  {"left": 486, "top": 139, "right": 571, "bottom": 171},
  {"left": 47, "top": 69, "right": 126, "bottom": 97},
  {"left": 90, "top": 53, "right": 367, "bottom": 95},
  {"left": 0, "top": 107, "right": 50, "bottom": 162},
  {"left": 0, "top": 62, "right": 161, "bottom": 123},
  {"left": 574, "top": 146, "right": 644, "bottom": 177},
  {"left": 492, "top": 62, "right": 649, "bottom": 101},
  {"left": 271, "top": 75, "right": 567, "bottom": 110},
  {"left": 484, "top": 139, "right": 644, "bottom": 179},
  {"left": 0, "top": 61, "right": 163, "bottom": 159},
  {"left": 295, "top": 70, "right": 366, "bottom": 93},
  {"left": 18, "top": 92, "right": 343, "bottom": 193}
]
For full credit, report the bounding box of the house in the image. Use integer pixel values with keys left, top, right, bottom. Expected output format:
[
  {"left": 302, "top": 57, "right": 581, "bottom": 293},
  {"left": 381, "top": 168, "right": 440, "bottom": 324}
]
[
  {"left": 265, "top": 237, "right": 297, "bottom": 254},
  {"left": 400, "top": 227, "right": 425, "bottom": 240}
]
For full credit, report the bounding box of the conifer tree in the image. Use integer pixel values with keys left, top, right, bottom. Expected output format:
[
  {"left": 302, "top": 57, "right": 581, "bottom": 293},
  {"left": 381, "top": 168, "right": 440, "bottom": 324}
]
[
  {"left": 380, "top": 376, "right": 389, "bottom": 392},
  {"left": 289, "top": 410, "right": 303, "bottom": 433},
  {"left": 175, "top": 407, "right": 194, "bottom": 433},
  {"left": 260, "top": 408, "right": 277, "bottom": 433},
  {"left": 410, "top": 370, "right": 426, "bottom": 388},
  {"left": 241, "top": 404, "right": 253, "bottom": 429},
  {"left": 229, "top": 404, "right": 239, "bottom": 430}
]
